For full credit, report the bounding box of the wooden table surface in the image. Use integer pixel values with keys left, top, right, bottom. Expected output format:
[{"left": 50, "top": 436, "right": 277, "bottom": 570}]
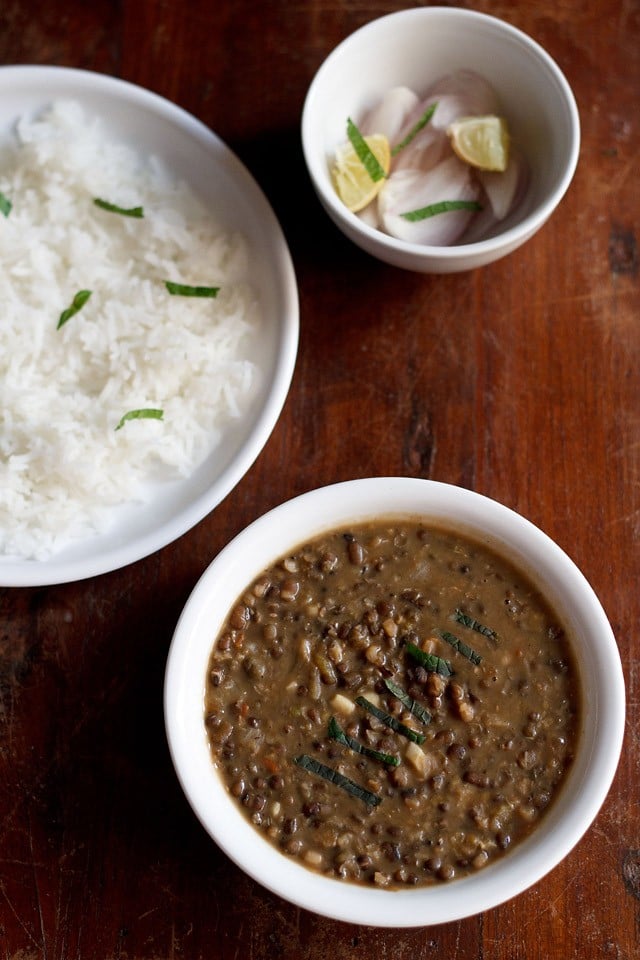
[{"left": 0, "top": 1, "right": 638, "bottom": 957}]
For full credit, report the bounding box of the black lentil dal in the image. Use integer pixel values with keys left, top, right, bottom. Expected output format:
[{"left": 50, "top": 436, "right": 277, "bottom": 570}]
[{"left": 204, "top": 520, "right": 580, "bottom": 888}]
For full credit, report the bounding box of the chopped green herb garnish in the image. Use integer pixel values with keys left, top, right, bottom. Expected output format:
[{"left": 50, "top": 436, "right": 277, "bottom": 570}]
[
  {"left": 405, "top": 641, "right": 453, "bottom": 677},
  {"left": 391, "top": 101, "right": 438, "bottom": 156},
  {"left": 383, "top": 678, "right": 432, "bottom": 725},
  {"left": 0, "top": 191, "right": 12, "bottom": 217},
  {"left": 115, "top": 408, "right": 164, "bottom": 431},
  {"left": 328, "top": 716, "right": 399, "bottom": 766},
  {"left": 293, "top": 754, "right": 381, "bottom": 806},
  {"left": 57, "top": 289, "right": 92, "bottom": 329},
  {"left": 439, "top": 630, "right": 483, "bottom": 665},
  {"left": 346, "top": 117, "right": 387, "bottom": 183},
  {"left": 164, "top": 281, "right": 220, "bottom": 298},
  {"left": 93, "top": 197, "right": 144, "bottom": 218},
  {"left": 453, "top": 609, "right": 497, "bottom": 639},
  {"left": 400, "top": 199, "right": 482, "bottom": 222},
  {"left": 355, "top": 696, "right": 425, "bottom": 745}
]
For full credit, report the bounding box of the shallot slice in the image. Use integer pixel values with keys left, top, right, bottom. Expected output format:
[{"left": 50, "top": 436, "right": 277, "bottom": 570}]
[
  {"left": 424, "top": 70, "right": 500, "bottom": 126},
  {"left": 357, "top": 199, "right": 381, "bottom": 229},
  {"left": 360, "top": 86, "right": 421, "bottom": 143},
  {"left": 378, "top": 156, "right": 480, "bottom": 245},
  {"left": 478, "top": 146, "right": 524, "bottom": 220},
  {"left": 391, "top": 122, "right": 449, "bottom": 173}
]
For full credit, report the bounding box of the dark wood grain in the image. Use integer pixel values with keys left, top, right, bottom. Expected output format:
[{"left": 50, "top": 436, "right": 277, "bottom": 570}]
[{"left": 0, "top": 1, "right": 638, "bottom": 957}]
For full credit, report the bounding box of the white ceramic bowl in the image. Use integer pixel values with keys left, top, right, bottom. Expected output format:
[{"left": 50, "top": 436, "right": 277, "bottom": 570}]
[
  {"left": 301, "top": 7, "right": 580, "bottom": 273},
  {"left": 165, "top": 478, "right": 624, "bottom": 927},
  {"left": 0, "top": 65, "right": 298, "bottom": 586}
]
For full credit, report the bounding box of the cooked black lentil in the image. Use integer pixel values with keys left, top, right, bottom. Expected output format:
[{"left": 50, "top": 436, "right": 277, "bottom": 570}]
[{"left": 204, "top": 520, "right": 580, "bottom": 887}]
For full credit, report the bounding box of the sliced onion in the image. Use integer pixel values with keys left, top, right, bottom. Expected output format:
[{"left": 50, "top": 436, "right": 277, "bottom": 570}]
[
  {"left": 357, "top": 199, "right": 382, "bottom": 229},
  {"left": 379, "top": 157, "right": 480, "bottom": 245},
  {"left": 360, "top": 86, "right": 421, "bottom": 143},
  {"left": 425, "top": 70, "right": 500, "bottom": 126},
  {"left": 478, "top": 147, "right": 524, "bottom": 220}
]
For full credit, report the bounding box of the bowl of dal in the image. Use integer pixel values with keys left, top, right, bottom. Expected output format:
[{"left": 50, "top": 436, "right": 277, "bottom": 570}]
[{"left": 164, "top": 477, "right": 624, "bottom": 926}]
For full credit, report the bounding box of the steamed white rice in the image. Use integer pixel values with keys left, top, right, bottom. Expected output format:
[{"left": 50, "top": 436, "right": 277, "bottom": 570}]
[{"left": 0, "top": 100, "right": 260, "bottom": 560}]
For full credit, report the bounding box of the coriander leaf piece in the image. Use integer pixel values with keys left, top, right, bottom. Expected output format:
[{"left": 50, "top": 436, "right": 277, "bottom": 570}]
[
  {"left": 355, "top": 695, "right": 425, "bottom": 745},
  {"left": 293, "top": 754, "right": 381, "bottom": 806},
  {"left": 439, "top": 629, "right": 483, "bottom": 665},
  {"left": 57, "top": 289, "right": 92, "bottom": 329},
  {"left": 405, "top": 641, "right": 453, "bottom": 677},
  {"left": 400, "top": 199, "right": 482, "bottom": 222},
  {"left": 383, "top": 678, "right": 432, "bottom": 724},
  {"left": 115, "top": 408, "right": 164, "bottom": 431},
  {"left": 328, "top": 716, "right": 399, "bottom": 766},
  {"left": 453, "top": 609, "right": 497, "bottom": 640},
  {"left": 391, "top": 101, "right": 438, "bottom": 156},
  {"left": 164, "top": 281, "right": 220, "bottom": 298},
  {"left": 93, "top": 197, "right": 144, "bottom": 218},
  {"left": 0, "top": 191, "right": 12, "bottom": 217},
  {"left": 346, "top": 117, "right": 387, "bottom": 183}
]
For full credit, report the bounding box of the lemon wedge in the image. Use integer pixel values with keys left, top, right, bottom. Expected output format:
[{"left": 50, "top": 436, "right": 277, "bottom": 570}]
[
  {"left": 332, "top": 133, "right": 391, "bottom": 212},
  {"left": 447, "top": 115, "right": 510, "bottom": 172}
]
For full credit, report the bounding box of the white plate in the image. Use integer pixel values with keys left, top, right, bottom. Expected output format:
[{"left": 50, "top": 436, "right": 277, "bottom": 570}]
[{"left": 0, "top": 66, "right": 299, "bottom": 587}]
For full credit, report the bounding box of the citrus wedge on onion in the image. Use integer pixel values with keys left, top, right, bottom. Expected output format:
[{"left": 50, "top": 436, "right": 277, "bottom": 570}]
[
  {"left": 332, "top": 133, "right": 391, "bottom": 212},
  {"left": 447, "top": 115, "right": 510, "bottom": 172}
]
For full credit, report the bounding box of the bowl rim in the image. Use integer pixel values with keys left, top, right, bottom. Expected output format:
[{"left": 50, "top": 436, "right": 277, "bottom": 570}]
[
  {"left": 301, "top": 6, "right": 581, "bottom": 262},
  {"left": 164, "top": 477, "right": 625, "bottom": 927}
]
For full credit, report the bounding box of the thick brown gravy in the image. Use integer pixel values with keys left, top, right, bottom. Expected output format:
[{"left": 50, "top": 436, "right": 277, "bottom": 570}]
[{"left": 204, "top": 520, "right": 580, "bottom": 887}]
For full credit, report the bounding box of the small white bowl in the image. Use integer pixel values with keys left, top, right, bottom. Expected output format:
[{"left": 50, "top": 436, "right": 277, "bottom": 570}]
[
  {"left": 301, "top": 7, "right": 580, "bottom": 273},
  {"left": 164, "top": 478, "right": 624, "bottom": 927}
]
